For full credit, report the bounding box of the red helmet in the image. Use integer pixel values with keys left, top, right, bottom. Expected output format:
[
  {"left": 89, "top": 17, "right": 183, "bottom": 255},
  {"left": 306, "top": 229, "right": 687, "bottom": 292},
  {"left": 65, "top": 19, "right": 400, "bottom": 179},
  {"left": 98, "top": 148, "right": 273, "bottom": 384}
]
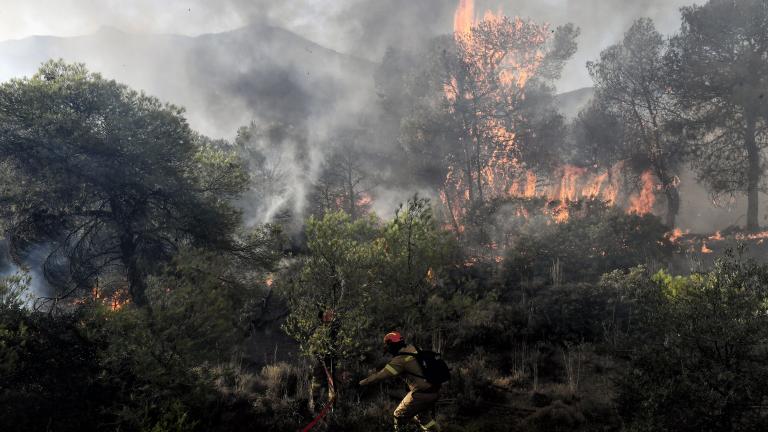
[{"left": 383, "top": 331, "right": 403, "bottom": 344}]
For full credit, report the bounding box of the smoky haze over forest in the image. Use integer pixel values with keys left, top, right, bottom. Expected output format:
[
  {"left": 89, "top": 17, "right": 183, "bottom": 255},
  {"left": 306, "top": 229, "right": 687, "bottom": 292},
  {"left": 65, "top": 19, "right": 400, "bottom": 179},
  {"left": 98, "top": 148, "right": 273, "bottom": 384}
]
[
  {"left": 6, "top": 2, "right": 768, "bottom": 431},
  {"left": 0, "top": 0, "right": 762, "bottom": 233},
  {"left": 2, "top": 0, "right": 691, "bottom": 92},
  {"left": 0, "top": 0, "right": 761, "bottom": 234}
]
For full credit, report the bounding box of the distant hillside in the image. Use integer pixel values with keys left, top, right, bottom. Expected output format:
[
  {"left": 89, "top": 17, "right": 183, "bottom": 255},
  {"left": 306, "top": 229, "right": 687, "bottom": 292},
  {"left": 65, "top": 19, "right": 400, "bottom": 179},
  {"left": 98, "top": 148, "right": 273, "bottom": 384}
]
[
  {"left": 555, "top": 86, "right": 595, "bottom": 119},
  {"left": 0, "top": 24, "right": 376, "bottom": 137}
]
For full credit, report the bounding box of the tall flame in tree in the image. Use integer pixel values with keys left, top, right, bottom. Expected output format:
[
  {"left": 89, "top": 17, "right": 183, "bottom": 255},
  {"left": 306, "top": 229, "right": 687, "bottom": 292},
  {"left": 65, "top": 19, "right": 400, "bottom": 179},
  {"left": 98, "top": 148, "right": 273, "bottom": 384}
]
[
  {"left": 454, "top": 0, "right": 474, "bottom": 36},
  {"left": 442, "top": 0, "right": 549, "bottom": 225},
  {"left": 628, "top": 170, "right": 656, "bottom": 215},
  {"left": 440, "top": 0, "right": 659, "bottom": 232}
]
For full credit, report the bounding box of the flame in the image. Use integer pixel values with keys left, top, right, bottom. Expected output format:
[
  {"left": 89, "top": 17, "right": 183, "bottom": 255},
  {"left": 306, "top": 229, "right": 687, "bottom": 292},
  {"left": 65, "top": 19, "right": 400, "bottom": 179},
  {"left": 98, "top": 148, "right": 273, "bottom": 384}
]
[
  {"left": 517, "top": 163, "right": 651, "bottom": 222},
  {"left": 441, "top": 0, "right": 550, "bottom": 227},
  {"left": 628, "top": 171, "right": 656, "bottom": 215},
  {"left": 453, "top": 0, "right": 475, "bottom": 36},
  {"left": 708, "top": 231, "right": 724, "bottom": 241},
  {"left": 583, "top": 172, "right": 608, "bottom": 199},
  {"left": 559, "top": 166, "right": 587, "bottom": 202},
  {"left": 426, "top": 267, "right": 437, "bottom": 286},
  {"left": 357, "top": 192, "right": 373, "bottom": 207},
  {"left": 701, "top": 242, "right": 713, "bottom": 254},
  {"left": 440, "top": 0, "right": 660, "bottom": 232},
  {"left": 524, "top": 170, "right": 537, "bottom": 197},
  {"left": 736, "top": 231, "right": 768, "bottom": 240},
  {"left": 88, "top": 286, "right": 130, "bottom": 311},
  {"left": 333, "top": 191, "right": 373, "bottom": 216},
  {"left": 667, "top": 228, "right": 688, "bottom": 242}
]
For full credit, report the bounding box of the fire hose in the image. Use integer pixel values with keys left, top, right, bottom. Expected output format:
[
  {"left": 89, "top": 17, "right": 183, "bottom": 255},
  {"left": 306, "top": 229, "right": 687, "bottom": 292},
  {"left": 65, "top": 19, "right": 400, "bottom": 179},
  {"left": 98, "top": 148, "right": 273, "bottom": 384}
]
[{"left": 300, "top": 360, "right": 336, "bottom": 432}]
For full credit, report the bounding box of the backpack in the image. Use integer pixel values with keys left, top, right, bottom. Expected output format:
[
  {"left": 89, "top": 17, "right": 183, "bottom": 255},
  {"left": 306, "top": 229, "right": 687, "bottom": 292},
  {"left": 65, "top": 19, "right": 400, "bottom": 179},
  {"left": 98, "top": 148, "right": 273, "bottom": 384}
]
[{"left": 399, "top": 347, "right": 451, "bottom": 385}]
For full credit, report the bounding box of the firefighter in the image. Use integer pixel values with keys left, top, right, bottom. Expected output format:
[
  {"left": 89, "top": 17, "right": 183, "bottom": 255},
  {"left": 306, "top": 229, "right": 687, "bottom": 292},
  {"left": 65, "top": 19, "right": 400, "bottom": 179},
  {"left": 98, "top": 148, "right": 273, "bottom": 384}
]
[{"left": 359, "top": 331, "right": 441, "bottom": 431}]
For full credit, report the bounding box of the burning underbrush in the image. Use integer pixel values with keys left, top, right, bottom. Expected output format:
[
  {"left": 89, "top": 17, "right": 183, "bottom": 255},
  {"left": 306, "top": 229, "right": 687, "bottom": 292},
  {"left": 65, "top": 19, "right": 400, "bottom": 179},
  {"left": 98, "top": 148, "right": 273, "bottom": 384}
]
[
  {"left": 435, "top": 0, "right": 661, "bottom": 237},
  {"left": 665, "top": 227, "right": 768, "bottom": 263},
  {"left": 495, "top": 200, "right": 672, "bottom": 284}
]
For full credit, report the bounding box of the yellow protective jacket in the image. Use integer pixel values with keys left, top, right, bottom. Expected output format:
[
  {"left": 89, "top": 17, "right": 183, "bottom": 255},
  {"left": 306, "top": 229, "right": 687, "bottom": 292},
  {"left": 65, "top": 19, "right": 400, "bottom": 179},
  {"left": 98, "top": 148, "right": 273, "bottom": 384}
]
[{"left": 360, "top": 344, "right": 433, "bottom": 392}]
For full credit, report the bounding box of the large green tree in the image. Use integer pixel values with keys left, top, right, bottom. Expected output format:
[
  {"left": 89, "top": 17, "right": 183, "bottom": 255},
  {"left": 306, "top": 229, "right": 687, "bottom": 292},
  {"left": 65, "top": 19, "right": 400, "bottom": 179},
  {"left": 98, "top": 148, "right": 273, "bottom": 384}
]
[
  {"left": 668, "top": 0, "right": 768, "bottom": 230},
  {"left": 0, "top": 61, "right": 248, "bottom": 306},
  {"left": 588, "top": 18, "right": 685, "bottom": 227}
]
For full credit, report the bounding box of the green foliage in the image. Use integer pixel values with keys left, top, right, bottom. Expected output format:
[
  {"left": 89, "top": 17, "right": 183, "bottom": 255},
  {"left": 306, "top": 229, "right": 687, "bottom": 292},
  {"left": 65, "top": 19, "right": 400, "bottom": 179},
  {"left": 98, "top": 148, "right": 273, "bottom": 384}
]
[
  {"left": 0, "top": 274, "right": 109, "bottom": 432},
  {"left": 0, "top": 60, "right": 248, "bottom": 305},
  {"left": 0, "top": 272, "right": 30, "bottom": 309},
  {"left": 0, "top": 273, "right": 31, "bottom": 379},
  {"left": 282, "top": 197, "right": 460, "bottom": 362},
  {"left": 282, "top": 210, "right": 379, "bottom": 361},
  {"left": 503, "top": 203, "right": 672, "bottom": 285},
  {"left": 616, "top": 251, "right": 768, "bottom": 431},
  {"left": 373, "top": 198, "right": 458, "bottom": 336},
  {"left": 143, "top": 247, "right": 261, "bottom": 362},
  {"left": 587, "top": 18, "right": 684, "bottom": 226},
  {"left": 668, "top": 0, "right": 768, "bottom": 229},
  {"left": 0, "top": 245, "right": 270, "bottom": 432}
]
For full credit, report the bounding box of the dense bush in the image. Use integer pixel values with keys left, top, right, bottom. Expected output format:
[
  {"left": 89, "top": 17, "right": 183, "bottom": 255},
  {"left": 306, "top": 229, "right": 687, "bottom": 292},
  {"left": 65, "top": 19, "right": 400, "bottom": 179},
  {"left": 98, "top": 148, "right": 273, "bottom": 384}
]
[
  {"left": 503, "top": 202, "right": 672, "bottom": 286},
  {"left": 615, "top": 251, "right": 768, "bottom": 431},
  {"left": 0, "top": 245, "right": 279, "bottom": 432}
]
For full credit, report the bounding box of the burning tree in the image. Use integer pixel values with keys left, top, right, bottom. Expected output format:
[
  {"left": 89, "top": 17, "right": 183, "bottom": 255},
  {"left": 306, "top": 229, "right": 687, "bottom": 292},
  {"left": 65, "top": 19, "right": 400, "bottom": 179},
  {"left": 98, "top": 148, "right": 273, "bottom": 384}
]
[
  {"left": 387, "top": 0, "right": 578, "bottom": 239},
  {"left": 438, "top": 7, "right": 578, "bottom": 226}
]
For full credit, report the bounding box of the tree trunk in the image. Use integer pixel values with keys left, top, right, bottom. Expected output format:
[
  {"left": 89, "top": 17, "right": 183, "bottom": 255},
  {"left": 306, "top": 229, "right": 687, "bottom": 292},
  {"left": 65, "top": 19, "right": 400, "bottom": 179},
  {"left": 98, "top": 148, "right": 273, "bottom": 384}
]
[
  {"left": 120, "top": 231, "right": 148, "bottom": 306},
  {"left": 664, "top": 186, "right": 680, "bottom": 228},
  {"left": 346, "top": 161, "right": 356, "bottom": 220},
  {"left": 442, "top": 187, "right": 462, "bottom": 237},
  {"left": 745, "top": 113, "right": 760, "bottom": 231}
]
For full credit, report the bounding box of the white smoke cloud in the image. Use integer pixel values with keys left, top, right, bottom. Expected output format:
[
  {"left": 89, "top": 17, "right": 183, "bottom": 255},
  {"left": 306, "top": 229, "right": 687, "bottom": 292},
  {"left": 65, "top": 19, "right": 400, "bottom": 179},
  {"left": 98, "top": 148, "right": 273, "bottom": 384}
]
[{"left": 2, "top": 0, "right": 692, "bottom": 91}]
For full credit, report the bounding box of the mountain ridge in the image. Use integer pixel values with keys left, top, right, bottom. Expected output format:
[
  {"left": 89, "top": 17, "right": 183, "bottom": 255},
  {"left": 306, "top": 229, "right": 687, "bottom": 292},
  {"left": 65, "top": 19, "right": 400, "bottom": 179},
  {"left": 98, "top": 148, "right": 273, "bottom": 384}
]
[{"left": 0, "top": 22, "right": 376, "bottom": 138}]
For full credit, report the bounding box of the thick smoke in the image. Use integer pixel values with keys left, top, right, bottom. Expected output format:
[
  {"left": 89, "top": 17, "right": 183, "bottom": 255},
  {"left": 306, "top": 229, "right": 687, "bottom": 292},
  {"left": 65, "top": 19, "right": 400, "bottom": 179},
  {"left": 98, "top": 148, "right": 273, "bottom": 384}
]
[
  {"left": 0, "top": 0, "right": 764, "bottom": 236},
  {"left": 0, "top": 0, "right": 691, "bottom": 92},
  {"left": 0, "top": 241, "right": 55, "bottom": 305}
]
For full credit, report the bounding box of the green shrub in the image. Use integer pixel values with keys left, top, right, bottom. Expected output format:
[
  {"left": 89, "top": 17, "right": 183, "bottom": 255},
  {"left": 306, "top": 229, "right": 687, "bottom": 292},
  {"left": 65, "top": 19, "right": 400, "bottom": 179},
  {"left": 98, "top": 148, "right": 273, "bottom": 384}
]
[
  {"left": 503, "top": 203, "right": 671, "bottom": 286},
  {"left": 615, "top": 251, "right": 768, "bottom": 431}
]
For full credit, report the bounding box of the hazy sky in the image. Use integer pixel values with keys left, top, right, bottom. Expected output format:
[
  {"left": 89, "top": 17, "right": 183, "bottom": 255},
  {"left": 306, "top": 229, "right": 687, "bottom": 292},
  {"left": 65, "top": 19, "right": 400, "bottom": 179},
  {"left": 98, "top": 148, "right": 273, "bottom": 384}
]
[{"left": 0, "top": 0, "right": 693, "bottom": 91}]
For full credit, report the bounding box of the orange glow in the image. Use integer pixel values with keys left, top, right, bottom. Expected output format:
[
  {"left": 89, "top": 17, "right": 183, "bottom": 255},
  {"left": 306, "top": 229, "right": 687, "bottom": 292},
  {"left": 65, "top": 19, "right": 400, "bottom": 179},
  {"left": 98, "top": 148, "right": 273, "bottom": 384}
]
[
  {"left": 736, "top": 231, "right": 768, "bottom": 240},
  {"left": 356, "top": 192, "right": 373, "bottom": 207},
  {"left": 708, "top": 231, "right": 724, "bottom": 241},
  {"left": 426, "top": 268, "right": 437, "bottom": 286},
  {"left": 453, "top": 0, "right": 475, "bottom": 36},
  {"left": 524, "top": 170, "right": 537, "bottom": 197},
  {"left": 667, "top": 228, "right": 688, "bottom": 243},
  {"left": 628, "top": 171, "right": 656, "bottom": 215},
  {"left": 110, "top": 295, "right": 129, "bottom": 311},
  {"left": 583, "top": 172, "right": 608, "bottom": 199},
  {"left": 440, "top": 1, "right": 661, "bottom": 233},
  {"left": 89, "top": 286, "right": 130, "bottom": 311},
  {"left": 514, "top": 163, "right": 654, "bottom": 223},
  {"left": 550, "top": 165, "right": 586, "bottom": 222},
  {"left": 441, "top": 1, "right": 550, "bottom": 227},
  {"left": 701, "top": 242, "right": 713, "bottom": 254},
  {"left": 559, "top": 166, "right": 587, "bottom": 202}
]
